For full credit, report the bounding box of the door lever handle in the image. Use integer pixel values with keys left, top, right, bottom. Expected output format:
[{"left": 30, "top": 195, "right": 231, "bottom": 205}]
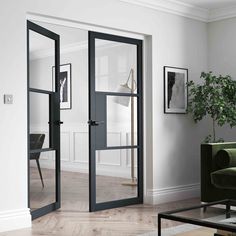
[
  {"left": 54, "top": 121, "right": 64, "bottom": 125},
  {"left": 87, "top": 120, "right": 104, "bottom": 126}
]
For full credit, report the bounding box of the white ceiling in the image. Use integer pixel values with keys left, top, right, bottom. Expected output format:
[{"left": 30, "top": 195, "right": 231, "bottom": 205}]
[{"left": 177, "top": 0, "right": 236, "bottom": 10}]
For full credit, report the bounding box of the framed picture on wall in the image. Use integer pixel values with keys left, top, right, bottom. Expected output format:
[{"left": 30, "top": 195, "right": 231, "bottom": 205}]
[
  {"left": 53, "top": 63, "right": 72, "bottom": 110},
  {"left": 164, "top": 66, "right": 188, "bottom": 114}
]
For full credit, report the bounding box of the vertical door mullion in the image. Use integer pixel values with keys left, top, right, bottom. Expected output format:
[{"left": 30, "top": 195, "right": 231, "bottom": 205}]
[
  {"left": 137, "top": 40, "right": 143, "bottom": 201},
  {"left": 49, "top": 94, "right": 53, "bottom": 148},
  {"left": 27, "top": 21, "right": 30, "bottom": 209},
  {"left": 55, "top": 36, "right": 61, "bottom": 207},
  {"left": 89, "top": 32, "right": 97, "bottom": 211}
]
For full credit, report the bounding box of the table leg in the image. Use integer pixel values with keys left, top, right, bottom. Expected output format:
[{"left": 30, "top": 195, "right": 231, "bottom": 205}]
[{"left": 226, "top": 202, "right": 231, "bottom": 219}]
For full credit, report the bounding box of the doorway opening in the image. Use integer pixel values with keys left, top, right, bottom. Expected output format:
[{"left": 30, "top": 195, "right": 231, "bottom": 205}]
[{"left": 27, "top": 19, "right": 143, "bottom": 219}]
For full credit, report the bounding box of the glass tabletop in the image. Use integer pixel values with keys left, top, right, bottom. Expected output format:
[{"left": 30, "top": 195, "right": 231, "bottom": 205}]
[{"left": 158, "top": 200, "right": 236, "bottom": 235}]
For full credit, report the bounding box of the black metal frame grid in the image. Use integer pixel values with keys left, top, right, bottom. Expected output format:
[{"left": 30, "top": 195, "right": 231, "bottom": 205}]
[
  {"left": 158, "top": 199, "right": 236, "bottom": 236},
  {"left": 27, "top": 20, "right": 61, "bottom": 220},
  {"left": 88, "top": 31, "right": 143, "bottom": 212}
]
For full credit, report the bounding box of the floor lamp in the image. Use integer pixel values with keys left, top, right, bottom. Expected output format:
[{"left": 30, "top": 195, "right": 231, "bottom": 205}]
[{"left": 114, "top": 68, "right": 137, "bottom": 186}]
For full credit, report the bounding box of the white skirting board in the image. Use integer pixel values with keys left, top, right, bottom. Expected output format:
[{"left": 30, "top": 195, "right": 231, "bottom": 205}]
[
  {"left": 145, "top": 183, "right": 200, "bottom": 205},
  {"left": 0, "top": 208, "right": 31, "bottom": 233}
]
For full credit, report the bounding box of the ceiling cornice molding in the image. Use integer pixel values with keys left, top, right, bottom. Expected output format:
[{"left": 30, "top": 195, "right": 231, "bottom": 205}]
[
  {"left": 119, "top": 0, "right": 209, "bottom": 22},
  {"left": 209, "top": 5, "right": 236, "bottom": 22},
  {"left": 119, "top": 0, "right": 236, "bottom": 23}
]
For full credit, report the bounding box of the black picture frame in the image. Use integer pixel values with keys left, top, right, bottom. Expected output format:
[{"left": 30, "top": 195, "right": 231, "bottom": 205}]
[
  {"left": 164, "top": 66, "right": 188, "bottom": 114},
  {"left": 52, "top": 63, "right": 72, "bottom": 110}
]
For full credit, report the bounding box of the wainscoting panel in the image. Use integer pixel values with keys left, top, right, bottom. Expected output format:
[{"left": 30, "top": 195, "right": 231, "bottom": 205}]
[
  {"left": 74, "top": 132, "right": 89, "bottom": 164},
  {"left": 61, "top": 132, "right": 70, "bottom": 162},
  {"left": 126, "top": 148, "right": 138, "bottom": 168},
  {"left": 126, "top": 133, "right": 138, "bottom": 168},
  {"left": 97, "top": 149, "right": 122, "bottom": 167},
  {"left": 98, "top": 132, "right": 122, "bottom": 166},
  {"left": 31, "top": 125, "right": 134, "bottom": 178}
]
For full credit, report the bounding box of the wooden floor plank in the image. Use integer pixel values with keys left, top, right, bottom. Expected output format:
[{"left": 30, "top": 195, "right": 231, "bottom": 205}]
[{"left": 1, "top": 169, "right": 208, "bottom": 236}]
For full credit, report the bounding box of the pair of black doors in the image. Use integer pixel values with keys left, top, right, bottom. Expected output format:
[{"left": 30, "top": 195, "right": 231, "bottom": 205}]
[{"left": 27, "top": 21, "right": 143, "bottom": 219}]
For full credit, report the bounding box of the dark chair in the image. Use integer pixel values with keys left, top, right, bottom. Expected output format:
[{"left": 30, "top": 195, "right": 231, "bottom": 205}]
[{"left": 30, "top": 134, "right": 45, "bottom": 188}]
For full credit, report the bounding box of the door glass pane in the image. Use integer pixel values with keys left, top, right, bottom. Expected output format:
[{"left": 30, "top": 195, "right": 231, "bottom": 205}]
[
  {"left": 29, "top": 92, "right": 50, "bottom": 149},
  {"left": 30, "top": 150, "right": 56, "bottom": 210},
  {"left": 96, "top": 149, "right": 138, "bottom": 203},
  {"left": 107, "top": 96, "right": 137, "bottom": 147},
  {"left": 95, "top": 39, "right": 137, "bottom": 93},
  {"left": 29, "top": 30, "right": 55, "bottom": 91}
]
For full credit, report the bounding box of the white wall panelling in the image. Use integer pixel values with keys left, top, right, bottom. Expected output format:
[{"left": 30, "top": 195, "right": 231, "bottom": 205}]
[
  {"left": 97, "top": 132, "right": 122, "bottom": 167},
  {"left": 74, "top": 132, "right": 89, "bottom": 164},
  {"left": 31, "top": 127, "right": 135, "bottom": 178},
  {"left": 61, "top": 132, "right": 70, "bottom": 162}
]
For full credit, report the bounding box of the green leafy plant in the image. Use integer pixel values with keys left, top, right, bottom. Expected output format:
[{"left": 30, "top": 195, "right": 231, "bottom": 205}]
[{"left": 187, "top": 72, "right": 236, "bottom": 143}]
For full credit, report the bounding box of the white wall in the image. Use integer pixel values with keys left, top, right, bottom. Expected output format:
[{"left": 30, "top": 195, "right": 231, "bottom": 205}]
[
  {"left": 208, "top": 17, "right": 236, "bottom": 141},
  {"left": 0, "top": 0, "right": 31, "bottom": 232},
  {"left": 0, "top": 0, "right": 208, "bottom": 232},
  {"left": 150, "top": 16, "right": 208, "bottom": 203}
]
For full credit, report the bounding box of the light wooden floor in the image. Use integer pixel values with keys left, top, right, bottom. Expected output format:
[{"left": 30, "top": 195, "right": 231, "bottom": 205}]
[
  {"left": 30, "top": 167, "right": 137, "bottom": 210},
  {"left": 0, "top": 169, "right": 223, "bottom": 236}
]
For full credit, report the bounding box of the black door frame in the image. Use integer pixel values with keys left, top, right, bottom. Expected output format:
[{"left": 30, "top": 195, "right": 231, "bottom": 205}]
[
  {"left": 27, "top": 20, "right": 61, "bottom": 220},
  {"left": 88, "top": 31, "right": 143, "bottom": 212}
]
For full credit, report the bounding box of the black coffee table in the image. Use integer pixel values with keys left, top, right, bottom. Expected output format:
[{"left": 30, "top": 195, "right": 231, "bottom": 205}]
[{"left": 158, "top": 199, "right": 236, "bottom": 236}]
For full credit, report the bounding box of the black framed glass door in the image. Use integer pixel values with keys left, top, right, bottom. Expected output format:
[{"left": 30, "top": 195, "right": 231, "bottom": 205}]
[
  {"left": 27, "top": 20, "right": 61, "bottom": 219},
  {"left": 88, "top": 31, "right": 143, "bottom": 211}
]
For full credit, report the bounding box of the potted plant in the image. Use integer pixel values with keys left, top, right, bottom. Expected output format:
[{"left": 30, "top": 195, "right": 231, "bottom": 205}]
[{"left": 187, "top": 72, "right": 236, "bottom": 143}]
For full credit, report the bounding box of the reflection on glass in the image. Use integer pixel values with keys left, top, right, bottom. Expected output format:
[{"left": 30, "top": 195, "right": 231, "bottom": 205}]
[
  {"left": 29, "top": 30, "right": 55, "bottom": 91},
  {"left": 29, "top": 92, "right": 50, "bottom": 149},
  {"left": 96, "top": 149, "right": 137, "bottom": 203},
  {"left": 95, "top": 39, "right": 137, "bottom": 93},
  {"left": 172, "top": 206, "right": 234, "bottom": 223},
  {"left": 107, "top": 96, "right": 137, "bottom": 147},
  {"left": 30, "top": 150, "right": 55, "bottom": 210}
]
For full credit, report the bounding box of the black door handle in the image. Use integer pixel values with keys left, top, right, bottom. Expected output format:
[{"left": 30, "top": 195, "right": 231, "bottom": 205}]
[
  {"left": 87, "top": 120, "right": 104, "bottom": 126},
  {"left": 54, "top": 121, "right": 64, "bottom": 125}
]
